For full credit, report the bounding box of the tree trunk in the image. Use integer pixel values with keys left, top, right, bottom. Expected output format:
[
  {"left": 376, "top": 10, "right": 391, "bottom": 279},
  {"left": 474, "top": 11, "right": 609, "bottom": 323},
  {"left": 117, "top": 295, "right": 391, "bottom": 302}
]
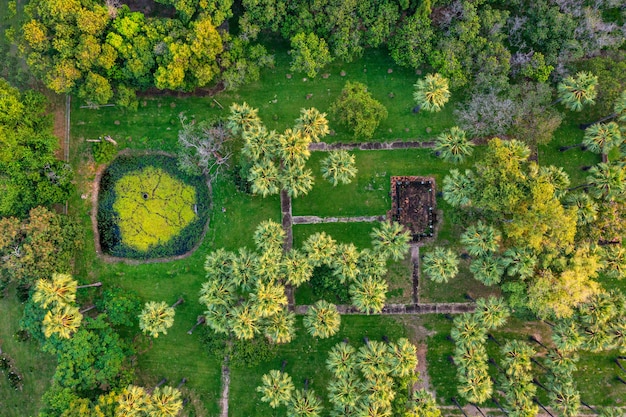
[
  {"left": 471, "top": 403, "right": 486, "bottom": 417},
  {"left": 451, "top": 397, "right": 469, "bottom": 417},
  {"left": 615, "top": 358, "right": 626, "bottom": 373},
  {"left": 155, "top": 378, "right": 167, "bottom": 389},
  {"left": 77, "top": 282, "right": 102, "bottom": 289},
  {"left": 491, "top": 398, "right": 507, "bottom": 415},
  {"left": 534, "top": 397, "right": 556, "bottom": 417},
  {"left": 580, "top": 400, "right": 597, "bottom": 414},
  {"left": 568, "top": 183, "right": 589, "bottom": 192},
  {"left": 602, "top": 153, "right": 608, "bottom": 163},
  {"left": 171, "top": 297, "right": 184, "bottom": 308},
  {"left": 529, "top": 335, "right": 549, "bottom": 351},
  {"left": 487, "top": 333, "right": 502, "bottom": 347},
  {"left": 580, "top": 113, "right": 617, "bottom": 130},
  {"left": 617, "top": 376, "right": 626, "bottom": 385},
  {"left": 187, "top": 316, "right": 206, "bottom": 335},
  {"left": 281, "top": 360, "right": 287, "bottom": 373},
  {"left": 532, "top": 378, "right": 549, "bottom": 392},
  {"left": 559, "top": 143, "right": 583, "bottom": 152},
  {"left": 80, "top": 305, "right": 96, "bottom": 314},
  {"left": 177, "top": 378, "right": 188, "bottom": 389},
  {"left": 530, "top": 357, "right": 548, "bottom": 371},
  {"left": 488, "top": 358, "right": 505, "bottom": 373}
]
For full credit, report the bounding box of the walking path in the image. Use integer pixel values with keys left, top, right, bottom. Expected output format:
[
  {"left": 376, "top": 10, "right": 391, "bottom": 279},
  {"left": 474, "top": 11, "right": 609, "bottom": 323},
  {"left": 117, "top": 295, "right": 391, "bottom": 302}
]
[
  {"left": 310, "top": 140, "right": 436, "bottom": 151},
  {"left": 293, "top": 302, "right": 475, "bottom": 315},
  {"left": 220, "top": 354, "right": 230, "bottom": 417},
  {"left": 292, "top": 214, "right": 386, "bottom": 224},
  {"left": 410, "top": 244, "right": 420, "bottom": 304}
]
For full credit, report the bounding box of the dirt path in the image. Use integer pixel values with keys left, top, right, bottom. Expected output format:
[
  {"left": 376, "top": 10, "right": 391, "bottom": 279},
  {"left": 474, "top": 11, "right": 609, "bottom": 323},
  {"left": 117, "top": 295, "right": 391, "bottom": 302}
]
[
  {"left": 220, "top": 356, "right": 230, "bottom": 417},
  {"left": 310, "top": 140, "right": 436, "bottom": 151},
  {"left": 410, "top": 244, "right": 420, "bottom": 304},
  {"left": 292, "top": 215, "right": 386, "bottom": 224},
  {"left": 293, "top": 302, "right": 475, "bottom": 315}
]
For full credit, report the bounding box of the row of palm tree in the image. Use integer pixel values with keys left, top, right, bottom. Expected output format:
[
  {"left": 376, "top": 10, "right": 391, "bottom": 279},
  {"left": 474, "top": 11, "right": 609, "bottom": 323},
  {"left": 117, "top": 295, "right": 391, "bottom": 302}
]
[{"left": 116, "top": 384, "right": 183, "bottom": 417}]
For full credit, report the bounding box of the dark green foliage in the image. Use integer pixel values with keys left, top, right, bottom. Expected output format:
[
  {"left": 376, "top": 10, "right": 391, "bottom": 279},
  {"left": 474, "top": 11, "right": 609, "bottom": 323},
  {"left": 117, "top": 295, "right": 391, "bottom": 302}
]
[
  {"left": 230, "top": 335, "right": 277, "bottom": 368},
  {"left": 95, "top": 287, "right": 141, "bottom": 328},
  {"left": 388, "top": 13, "right": 433, "bottom": 69},
  {"left": 19, "top": 297, "right": 47, "bottom": 346},
  {"left": 201, "top": 326, "right": 229, "bottom": 358},
  {"left": 91, "top": 140, "right": 117, "bottom": 164},
  {"left": 576, "top": 53, "right": 626, "bottom": 119},
  {"left": 0, "top": 79, "right": 73, "bottom": 217},
  {"left": 309, "top": 265, "right": 350, "bottom": 304},
  {"left": 97, "top": 154, "right": 209, "bottom": 259},
  {"left": 38, "top": 384, "right": 79, "bottom": 417},
  {"left": 329, "top": 81, "right": 388, "bottom": 139}
]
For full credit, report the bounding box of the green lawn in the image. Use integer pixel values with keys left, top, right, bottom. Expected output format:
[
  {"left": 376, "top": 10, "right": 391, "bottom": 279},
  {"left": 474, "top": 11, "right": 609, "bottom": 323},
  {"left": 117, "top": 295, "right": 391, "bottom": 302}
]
[
  {"left": 0, "top": 288, "right": 57, "bottom": 417},
  {"left": 228, "top": 315, "right": 407, "bottom": 417}
]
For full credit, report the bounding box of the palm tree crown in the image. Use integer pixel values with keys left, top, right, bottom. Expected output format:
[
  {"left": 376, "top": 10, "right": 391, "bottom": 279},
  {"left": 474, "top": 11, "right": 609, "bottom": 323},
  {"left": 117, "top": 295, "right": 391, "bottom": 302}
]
[
  {"left": 303, "top": 300, "right": 341, "bottom": 339},
  {"left": 257, "top": 370, "right": 295, "bottom": 408},
  {"left": 370, "top": 221, "right": 411, "bottom": 261},
  {"left": 422, "top": 247, "right": 459, "bottom": 283},
  {"left": 321, "top": 150, "right": 358, "bottom": 186},
  {"left": 413, "top": 73, "right": 451, "bottom": 112},
  {"left": 434, "top": 126, "right": 473, "bottom": 163},
  {"left": 294, "top": 108, "right": 330, "bottom": 142},
  {"left": 583, "top": 122, "right": 622, "bottom": 157},
  {"left": 33, "top": 273, "right": 77, "bottom": 309},
  {"left": 138, "top": 301, "right": 175, "bottom": 338},
  {"left": 557, "top": 71, "right": 598, "bottom": 112},
  {"left": 149, "top": 386, "right": 183, "bottom": 417},
  {"left": 42, "top": 304, "right": 83, "bottom": 339}
]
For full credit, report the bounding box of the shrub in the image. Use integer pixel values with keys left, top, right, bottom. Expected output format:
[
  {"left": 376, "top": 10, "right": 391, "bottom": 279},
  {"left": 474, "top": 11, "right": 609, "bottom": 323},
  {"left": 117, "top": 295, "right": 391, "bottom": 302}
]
[
  {"left": 92, "top": 139, "right": 118, "bottom": 164},
  {"left": 309, "top": 265, "right": 350, "bottom": 304},
  {"left": 330, "top": 81, "right": 388, "bottom": 139}
]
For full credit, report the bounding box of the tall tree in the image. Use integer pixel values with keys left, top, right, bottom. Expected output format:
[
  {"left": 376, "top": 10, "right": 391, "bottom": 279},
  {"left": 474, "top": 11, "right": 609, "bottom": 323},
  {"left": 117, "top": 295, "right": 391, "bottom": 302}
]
[
  {"left": 326, "top": 342, "right": 357, "bottom": 379},
  {"left": 461, "top": 222, "right": 501, "bottom": 257},
  {"left": 586, "top": 162, "right": 626, "bottom": 202},
  {"left": 557, "top": 72, "right": 598, "bottom": 112},
  {"left": 321, "top": 151, "right": 358, "bottom": 187},
  {"left": 116, "top": 385, "right": 150, "bottom": 417},
  {"left": 413, "top": 73, "right": 451, "bottom": 112},
  {"left": 329, "top": 81, "right": 388, "bottom": 139},
  {"left": 349, "top": 277, "right": 388, "bottom": 315},
  {"left": 149, "top": 386, "right": 183, "bottom": 417},
  {"left": 257, "top": 370, "right": 295, "bottom": 408},
  {"left": 42, "top": 305, "right": 82, "bottom": 339},
  {"left": 370, "top": 222, "right": 411, "bottom": 261},
  {"left": 582, "top": 122, "right": 622, "bottom": 162},
  {"left": 422, "top": 247, "right": 459, "bottom": 283},
  {"left": 303, "top": 300, "right": 341, "bottom": 339},
  {"left": 289, "top": 32, "right": 333, "bottom": 78},
  {"left": 288, "top": 389, "right": 323, "bottom": 417},
  {"left": 138, "top": 301, "right": 175, "bottom": 338},
  {"left": 433, "top": 127, "right": 473, "bottom": 163},
  {"left": 33, "top": 273, "right": 78, "bottom": 309}
]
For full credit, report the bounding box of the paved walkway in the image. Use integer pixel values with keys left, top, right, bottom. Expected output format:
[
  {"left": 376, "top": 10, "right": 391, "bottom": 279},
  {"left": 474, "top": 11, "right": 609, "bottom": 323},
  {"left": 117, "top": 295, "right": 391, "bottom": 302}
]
[
  {"left": 292, "top": 215, "right": 386, "bottom": 224},
  {"left": 293, "top": 302, "right": 475, "bottom": 315},
  {"left": 310, "top": 140, "right": 436, "bottom": 151}
]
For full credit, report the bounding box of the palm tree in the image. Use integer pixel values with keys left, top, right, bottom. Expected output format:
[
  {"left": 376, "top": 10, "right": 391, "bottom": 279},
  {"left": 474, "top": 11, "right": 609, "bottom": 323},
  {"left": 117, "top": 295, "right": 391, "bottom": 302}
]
[
  {"left": 501, "top": 340, "right": 535, "bottom": 379},
  {"left": 540, "top": 165, "right": 571, "bottom": 199},
  {"left": 264, "top": 310, "right": 296, "bottom": 344},
  {"left": 406, "top": 389, "right": 442, "bottom": 417},
  {"left": 303, "top": 300, "right": 341, "bottom": 339},
  {"left": 461, "top": 221, "right": 501, "bottom": 257},
  {"left": 321, "top": 151, "right": 358, "bottom": 186},
  {"left": 370, "top": 221, "right": 411, "bottom": 261},
  {"left": 563, "top": 193, "right": 598, "bottom": 226},
  {"left": 33, "top": 273, "right": 78, "bottom": 309},
  {"left": 579, "top": 89, "right": 626, "bottom": 129},
  {"left": 257, "top": 370, "right": 295, "bottom": 408},
  {"left": 231, "top": 247, "right": 259, "bottom": 291},
  {"left": 422, "top": 247, "right": 459, "bottom": 283},
  {"left": 502, "top": 247, "right": 537, "bottom": 279},
  {"left": 203, "top": 248, "right": 235, "bottom": 282},
  {"left": 42, "top": 304, "right": 83, "bottom": 339},
  {"left": 357, "top": 341, "right": 391, "bottom": 380},
  {"left": 280, "top": 164, "right": 315, "bottom": 198},
  {"left": 199, "top": 280, "right": 237, "bottom": 309},
  {"left": 327, "top": 374, "right": 364, "bottom": 411},
  {"left": 327, "top": 342, "right": 357, "bottom": 378},
  {"left": 249, "top": 280, "right": 288, "bottom": 318},
  {"left": 413, "top": 73, "right": 451, "bottom": 112},
  {"left": 362, "top": 375, "right": 395, "bottom": 409},
  {"left": 149, "top": 386, "right": 183, "bottom": 417},
  {"left": 551, "top": 320, "right": 583, "bottom": 354},
  {"left": 227, "top": 102, "right": 261, "bottom": 135},
  {"left": 117, "top": 385, "right": 150, "bottom": 417},
  {"left": 556, "top": 71, "right": 598, "bottom": 112},
  {"left": 288, "top": 389, "right": 323, "bottom": 417},
  {"left": 548, "top": 383, "right": 581, "bottom": 417},
  {"left": 139, "top": 301, "right": 175, "bottom": 338},
  {"left": 303, "top": 232, "right": 337, "bottom": 267},
  {"left": 279, "top": 129, "right": 311, "bottom": 167},
  {"left": 357, "top": 249, "right": 388, "bottom": 280},
  {"left": 474, "top": 297, "right": 510, "bottom": 330},
  {"left": 355, "top": 398, "right": 392, "bottom": 417},
  {"left": 586, "top": 162, "right": 626, "bottom": 201},
  {"left": 254, "top": 220, "right": 286, "bottom": 254},
  {"left": 332, "top": 243, "right": 361, "bottom": 284},
  {"left": 242, "top": 124, "right": 274, "bottom": 161},
  {"left": 434, "top": 126, "right": 474, "bottom": 163},
  {"left": 387, "top": 338, "right": 417, "bottom": 378},
  {"left": 230, "top": 302, "right": 260, "bottom": 340},
  {"left": 349, "top": 276, "right": 387, "bottom": 315},
  {"left": 282, "top": 249, "right": 314, "bottom": 287},
  {"left": 601, "top": 245, "right": 626, "bottom": 280},
  {"left": 583, "top": 122, "right": 622, "bottom": 162},
  {"left": 451, "top": 313, "right": 487, "bottom": 350},
  {"left": 442, "top": 169, "right": 475, "bottom": 208},
  {"left": 457, "top": 368, "right": 493, "bottom": 404},
  {"left": 249, "top": 159, "right": 281, "bottom": 197},
  {"left": 294, "top": 108, "right": 330, "bottom": 142},
  {"left": 203, "top": 305, "right": 232, "bottom": 335},
  {"left": 469, "top": 255, "right": 505, "bottom": 286}
]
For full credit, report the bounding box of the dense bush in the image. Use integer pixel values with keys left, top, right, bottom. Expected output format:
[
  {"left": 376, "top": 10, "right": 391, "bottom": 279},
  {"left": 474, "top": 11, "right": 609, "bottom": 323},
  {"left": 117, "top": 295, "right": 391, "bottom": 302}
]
[
  {"left": 330, "top": 81, "right": 388, "bottom": 139},
  {"left": 97, "top": 154, "right": 210, "bottom": 259},
  {"left": 309, "top": 265, "right": 350, "bottom": 304},
  {"left": 229, "top": 335, "right": 277, "bottom": 368},
  {"left": 91, "top": 139, "right": 118, "bottom": 164}
]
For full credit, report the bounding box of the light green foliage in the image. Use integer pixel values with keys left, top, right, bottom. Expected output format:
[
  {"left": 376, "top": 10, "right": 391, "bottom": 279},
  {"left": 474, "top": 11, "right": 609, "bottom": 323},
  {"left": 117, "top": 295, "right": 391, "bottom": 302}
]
[
  {"left": 413, "top": 73, "right": 450, "bottom": 112},
  {"left": 349, "top": 276, "right": 388, "bottom": 315},
  {"left": 138, "top": 301, "right": 175, "bottom": 338},
  {"left": 474, "top": 297, "right": 510, "bottom": 330},
  {"left": 91, "top": 139, "right": 117, "bottom": 164},
  {"left": 289, "top": 32, "right": 332, "bottom": 78},
  {"left": 557, "top": 71, "right": 598, "bottom": 112},
  {"left": 42, "top": 305, "right": 82, "bottom": 339},
  {"left": 320, "top": 151, "right": 358, "bottom": 186},
  {"left": 582, "top": 122, "right": 622, "bottom": 156},
  {"left": 303, "top": 300, "right": 341, "bottom": 339},
  {"left": 329, "top": 81, "right": 388, "bottom": 139},
  {"left": 257, "top": 370, "right": 294, "bottom": 408},
  {"left": 288, "top": 389, "right": 323, "bottom": 417},
  {"left": 370, "top": 221, "right": 411, "bottom": 261},
  {"left": 461, "top": 222, "right": 501, "bottom": 257},
  {"left": 422, "top": 247, "right": 459, "bottom": 283},
  {"left": 113, "top": 167, "right": 196, "bottom": 252},
  {"left": 433, "top": 126, "right": 473, "bottom": 164}
]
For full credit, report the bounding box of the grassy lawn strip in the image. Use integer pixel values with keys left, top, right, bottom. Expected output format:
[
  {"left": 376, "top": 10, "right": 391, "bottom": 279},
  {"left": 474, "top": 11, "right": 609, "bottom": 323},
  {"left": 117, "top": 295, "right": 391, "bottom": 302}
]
[
  {"left": 0, "top": 287, "right": 57, "bottom": 417},
  {"left": 228, "top": 315, "right": 407, "bottom": 417}
]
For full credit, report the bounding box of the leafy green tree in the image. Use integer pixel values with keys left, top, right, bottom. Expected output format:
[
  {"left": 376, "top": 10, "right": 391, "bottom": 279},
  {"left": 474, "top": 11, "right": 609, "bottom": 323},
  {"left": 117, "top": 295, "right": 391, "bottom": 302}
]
[
  {"left": 557, "top": 72, "right": 598, "bottom": 112},
  {"left": 388, "top": 13, "right": 433, "bottom": 69},
  {"left": 289, "top": 32, "right": 332, "bottom": 78},
  {"left": 96, "top": 286, "right": 142, "bottom": 328},
  {"left": 42, "top": 305, "right": 82, "bottom": 339},
  {"left": 422, "top": 247, "right": 459, "bottom": 283},
  {"left": 413, "top": 73, "right": 450, "bottom": 112},
  {"left": 321, "top": 151, "right": 358, "bottom": 186},
  {"left": 433, "top": 127, "right": 474, "bottom": 164},
  {"left": 582, "top": 122, "right": 622, "bottom": 162},
  {"left": 442, "top": 169, "right": 475, "bottom": 208},
  {"left": 138, "top": 301, "right": 175, "bottom": 338},
  {"left": 357, "top": 341, "right": 391, "bottom": 380},
  {"left": 405, "top": 389, "right": 441, "bottom": 417},
  {"left": 250, "top": 280, "right": 288, "bottom": 318},
  {"left": 586, "top": 163, "right": 626, "bottom": 201},
  {"left": 461, "top": 222, "right": 501, "bottom": 257},
  {"left": 230, "top": 301, "right": 260, "bottom": 340},
  {"left": 350, "top": 277, "right": 387, "bottom": 315},
  {"left": 288, "top": 389, "right": 323, "bottom": 417},
  {"left": 502, "top": 247, "right": 537, "bottom": 280},
  {"left": 370, "top": 222, "right": 411, "bottom": 261},
  {"left": 264, "top": 310, "right": 296, "bottom": 344},
  {"left": 326, "top": 342, "right": 357, "bottom": 379},
  {"left": 303, "top": 300, "right": 341, "bottom": 339},
  {"left": 330, "top": 81, "right": 388, "bottom": 139},
  {"left": 387, "top": 338, "right": 417, "bottom": 379},
  {"left": 257, "top": 370, "right": 295, "bottom": 408}
]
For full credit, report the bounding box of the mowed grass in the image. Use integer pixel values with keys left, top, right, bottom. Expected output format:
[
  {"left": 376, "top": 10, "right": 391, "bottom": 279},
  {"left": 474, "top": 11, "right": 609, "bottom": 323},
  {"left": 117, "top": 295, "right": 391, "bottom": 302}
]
[
  {"left": 228, "top": 315, "right": 407, "bottom": 417},
  {"left": 0, "top": 288, "right": 57, "bottom": 417}
]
